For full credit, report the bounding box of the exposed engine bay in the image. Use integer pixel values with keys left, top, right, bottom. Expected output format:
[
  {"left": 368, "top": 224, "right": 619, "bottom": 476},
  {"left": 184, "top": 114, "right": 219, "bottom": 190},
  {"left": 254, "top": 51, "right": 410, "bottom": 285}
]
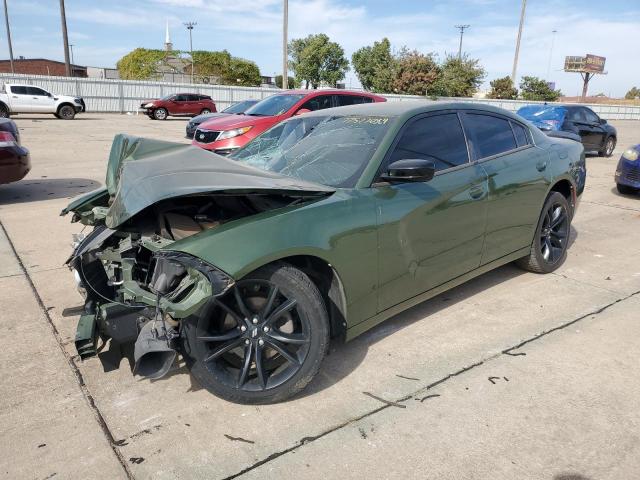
[{"left": 68, "top": 192, "right": 314, "bottom": 378}]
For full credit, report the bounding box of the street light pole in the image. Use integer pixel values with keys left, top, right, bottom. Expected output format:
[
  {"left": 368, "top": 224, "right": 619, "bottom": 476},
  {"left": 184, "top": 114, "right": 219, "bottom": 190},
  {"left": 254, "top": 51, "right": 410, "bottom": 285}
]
[
  {"left": 282, "top": 0, "right": 288, "bottom": 89},
  {"left": 546, "top": 29, "right": 557, "bottom": 79},
  {"left": 511, "top": 0, "right": 527, "bottom": 83},
  {"left": 454, "top": 25, "right": 470, "bottom": 60},
  {"left": 2, "top": 0, "right": 14, "bottom": 74},
  {"left": 184, "top": 22, "right": 196, "bottom": 84},
  {"left": 59, "top": 0, "right": 71, "bottom": 76}
]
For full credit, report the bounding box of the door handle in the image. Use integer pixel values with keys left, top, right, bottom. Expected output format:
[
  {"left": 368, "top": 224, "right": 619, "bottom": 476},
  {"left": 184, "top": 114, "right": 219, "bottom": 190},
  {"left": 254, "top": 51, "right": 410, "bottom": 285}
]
[
  {"left": 469, "top": 185, "right": 484, "bottom": 200},
  {"left": 536, "top": 160, "right": 548, "bottom": 172}
]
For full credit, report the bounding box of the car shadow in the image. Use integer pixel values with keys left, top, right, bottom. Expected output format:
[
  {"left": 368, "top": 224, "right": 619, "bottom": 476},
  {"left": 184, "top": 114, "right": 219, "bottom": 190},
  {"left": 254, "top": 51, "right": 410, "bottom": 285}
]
[
  {"left": 0, "top": 177, "right": 101, "bottom": 204},
  {"left": 13, "top": 116, "right": 100, "bottom": 121},
  {"left": 610, "top": 186, "right": 639, "bottom": 198}
]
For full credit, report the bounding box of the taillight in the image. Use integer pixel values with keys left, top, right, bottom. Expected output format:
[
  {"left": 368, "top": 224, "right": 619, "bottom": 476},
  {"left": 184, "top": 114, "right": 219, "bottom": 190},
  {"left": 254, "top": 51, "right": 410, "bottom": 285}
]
[{"left": 0, "top": 131, "right": 17, "bottom": 147}]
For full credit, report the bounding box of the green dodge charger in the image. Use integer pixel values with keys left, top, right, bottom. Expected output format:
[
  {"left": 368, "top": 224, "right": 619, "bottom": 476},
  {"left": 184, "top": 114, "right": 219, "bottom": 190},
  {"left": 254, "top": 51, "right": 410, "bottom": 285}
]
[{"left": 63, "top": 101, "right": 586, "bottom": 403}]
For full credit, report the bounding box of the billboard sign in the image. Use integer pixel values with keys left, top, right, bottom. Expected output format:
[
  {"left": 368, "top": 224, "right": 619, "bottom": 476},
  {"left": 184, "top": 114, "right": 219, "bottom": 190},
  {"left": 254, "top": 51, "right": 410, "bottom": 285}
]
[{"left": 564, "top": 54, "right": 606, "bottom": 73}]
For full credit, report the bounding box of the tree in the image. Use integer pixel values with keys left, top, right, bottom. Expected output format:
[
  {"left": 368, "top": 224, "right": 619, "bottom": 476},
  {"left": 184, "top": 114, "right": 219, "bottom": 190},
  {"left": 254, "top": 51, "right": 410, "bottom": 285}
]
[
  {"left": 519, "top": 76, "right": 562, "bottom": 101},
  {"left": 487, "top": 76, "right": 518, "bottom": 99},
  {"left": 191, "top": 50, "right": 232, "bottom": 81},
  {"left": 225, "top": 57, "right": 261, "bottom": 86},
  {"left": 116, "top": 48, "right": 168, "bottom": 80},
  {"left": 351, "top": 38, "right": 395, "bottom": 93},
  {"left": 625, "top": 87, "right": 640, "bottom": 100},
  {"left": 275, "top": 75, "right": 296, "bottom": 89},
  {"left": 391, "top": 48, "right": 439, "bottom": 96},
  {"left": 289, "top": 34, "right": 349, "bottom": 88},
  {"left": 430, "top": 54, "right": 486, "bottom": 97}
]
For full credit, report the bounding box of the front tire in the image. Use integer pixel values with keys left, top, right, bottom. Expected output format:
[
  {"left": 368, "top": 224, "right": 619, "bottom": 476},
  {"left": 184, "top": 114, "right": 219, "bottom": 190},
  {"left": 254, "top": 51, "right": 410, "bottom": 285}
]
[
  {"left": 516, "top": 192, "right": 571, "bottom": 274},
  {"left": 153, "top": 108, "right": 168, "bottom": 120},
  {"left": 181, "top": 262, "right": 329, "bottom": 404},
  {"left": 617, "top": 184, "right": 638, "bottom": 195},
  {"left": 57, "top": 104, "right": 75, "bottom": 120},
  {"left": 600, "top": 136, "right": 616, "bottom": 157}
]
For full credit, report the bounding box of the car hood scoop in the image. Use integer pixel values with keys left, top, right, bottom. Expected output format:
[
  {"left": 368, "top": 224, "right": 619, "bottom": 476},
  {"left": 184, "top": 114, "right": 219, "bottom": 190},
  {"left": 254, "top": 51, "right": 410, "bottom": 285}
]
[{"left": 91, "top": 134, "right": 334, "bottom": 228}]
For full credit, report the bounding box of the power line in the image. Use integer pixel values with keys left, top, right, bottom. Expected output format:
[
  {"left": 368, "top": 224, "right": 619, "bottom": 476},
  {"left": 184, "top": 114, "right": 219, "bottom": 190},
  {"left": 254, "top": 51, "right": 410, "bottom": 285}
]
[{"left": 454, "top": 25, "right": 470, "bottom": 60}]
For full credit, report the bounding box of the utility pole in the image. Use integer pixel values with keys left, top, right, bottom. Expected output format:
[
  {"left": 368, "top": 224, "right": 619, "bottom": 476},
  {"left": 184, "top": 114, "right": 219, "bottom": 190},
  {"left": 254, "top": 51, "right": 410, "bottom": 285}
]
[
  {"left": 184, "top": 22, "right": 196, "bottom": 84},
  {"left": 2, "top": 0, "right": 14, "bottom": 73},
  {"left": 69, "top": 44, "right": 74, "bottom": 66},
  {"left": 454, "top": 25, "right": 470, "bottom": 60},
  {"left": 546, "top": 30, "right": 557, "bottom": 79},
  {"left": 282, "top": 0, "right": 288, "bottom": 89},
  {"left": 511, "top": 0, "right": 527, "bottom": 83},
  {"left": 59, "top": 0, "right": 71, "bottom": 76}
]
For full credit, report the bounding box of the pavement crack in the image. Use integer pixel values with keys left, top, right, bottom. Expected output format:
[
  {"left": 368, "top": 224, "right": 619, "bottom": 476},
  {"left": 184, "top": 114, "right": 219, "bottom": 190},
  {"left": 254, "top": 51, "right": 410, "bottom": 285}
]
[
  {"left": 0, "top": 220, "right": 135, "bottom": 480},
  {"left": 416, "top": 394, "right": 441, "bottom": 402},
  {"left": 581, "top": 200, "right": 640, "bottom": 213},
  {"left": 395, "top": 374, "right": 420, "bottom": 381}
]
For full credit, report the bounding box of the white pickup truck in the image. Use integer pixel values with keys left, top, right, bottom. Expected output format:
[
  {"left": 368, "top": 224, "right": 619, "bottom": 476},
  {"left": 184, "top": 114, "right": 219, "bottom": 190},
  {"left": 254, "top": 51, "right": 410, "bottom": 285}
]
[{"left": 0, "top": 83, "right": 85, "bottom": 119}]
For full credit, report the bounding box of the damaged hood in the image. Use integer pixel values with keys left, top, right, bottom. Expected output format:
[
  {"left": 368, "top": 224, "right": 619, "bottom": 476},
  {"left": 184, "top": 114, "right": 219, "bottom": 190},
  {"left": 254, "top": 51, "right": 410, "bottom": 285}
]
[{"left": 101, "top": 135, "right": 334, "bottom": 228}]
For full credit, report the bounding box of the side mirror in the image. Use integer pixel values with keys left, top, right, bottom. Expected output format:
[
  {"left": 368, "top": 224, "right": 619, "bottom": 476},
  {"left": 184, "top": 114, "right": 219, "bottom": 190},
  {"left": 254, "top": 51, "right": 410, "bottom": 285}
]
[
  {"left": 600, "top": 118, "right": 607, "bottom": 124},
  {"left": 380, "top": 159, "right": 436, "bottom": 183},
  {"left": 295, "top": 108, "right": 311, "bottom": 116}
]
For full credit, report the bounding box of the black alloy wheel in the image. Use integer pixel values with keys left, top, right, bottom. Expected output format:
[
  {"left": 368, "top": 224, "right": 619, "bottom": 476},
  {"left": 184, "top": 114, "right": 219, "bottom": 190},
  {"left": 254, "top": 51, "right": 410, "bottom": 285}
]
[
  {"left": 0, "top": 105, "right": 9, "bottom": 118},
  {"left": 182, "top": 263, "right": 329, "bottom": 404},
  {"left": 516, "top": 191, "right": 571, "bottom": 273},
  {"left": 58, "top": 105, "right": 75, "bottom": 120}
]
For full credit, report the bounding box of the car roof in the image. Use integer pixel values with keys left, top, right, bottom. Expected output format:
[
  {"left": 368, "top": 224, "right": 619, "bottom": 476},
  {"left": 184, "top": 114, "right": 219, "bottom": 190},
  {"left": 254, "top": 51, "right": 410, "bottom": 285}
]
[
  {"left": 301, "top": 100, "right": 527, "bottom": 121},
  {"left": 276, "top": 89, "right": 382, "bottom": 97}
]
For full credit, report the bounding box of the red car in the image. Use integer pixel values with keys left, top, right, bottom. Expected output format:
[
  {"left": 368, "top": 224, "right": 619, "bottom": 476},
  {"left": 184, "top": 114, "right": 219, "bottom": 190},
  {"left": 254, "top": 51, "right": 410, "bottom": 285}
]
[
  {"left": 0, "top": 118, "right": 30, "bottom": 185},
  {"left": 192, "top": 89, "right": 386, "bottom": 155},
  {"left": 140, "top": 93, "right": 217, "bottom": 120}
]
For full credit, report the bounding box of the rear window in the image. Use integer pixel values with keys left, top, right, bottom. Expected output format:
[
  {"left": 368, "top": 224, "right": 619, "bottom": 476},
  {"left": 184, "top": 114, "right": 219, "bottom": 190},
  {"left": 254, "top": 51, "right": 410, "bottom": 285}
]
[
  {"left": 464, "top": 114, "right": 517, "bottom": 159},
  {"left": 336, "top": 95, "right": 373, "bottom": 106}
]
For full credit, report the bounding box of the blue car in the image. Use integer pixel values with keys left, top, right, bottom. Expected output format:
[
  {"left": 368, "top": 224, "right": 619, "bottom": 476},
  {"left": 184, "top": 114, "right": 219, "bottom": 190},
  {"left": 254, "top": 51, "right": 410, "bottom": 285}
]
[
  {"left": 517, "top": 104, "right": 617, "bottom": 157},
  {"left": 615, "top": 145, "right": 640, "bottom": 195}
]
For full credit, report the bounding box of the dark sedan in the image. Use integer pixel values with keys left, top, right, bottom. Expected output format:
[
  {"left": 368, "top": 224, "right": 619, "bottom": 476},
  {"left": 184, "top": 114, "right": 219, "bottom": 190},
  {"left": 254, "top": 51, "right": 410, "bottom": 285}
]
[
  {"left": 615, "top": 145, "right": 640, "bottom": 195},
  {"left": 186, "top": 100, "right": 259, "bottom": 139},
  {"left": 0, "top": 118, "right": 30, "bottom": 185},
  {"left": 517, "top": 104, "right": 617, "bottom": 156}
]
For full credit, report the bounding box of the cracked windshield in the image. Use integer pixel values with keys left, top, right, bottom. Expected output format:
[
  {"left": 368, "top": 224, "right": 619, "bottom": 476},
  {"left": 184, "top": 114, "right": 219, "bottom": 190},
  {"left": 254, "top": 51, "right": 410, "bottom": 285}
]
[{"left": 232, "top": 115, "right": 391, "bottom": 187}]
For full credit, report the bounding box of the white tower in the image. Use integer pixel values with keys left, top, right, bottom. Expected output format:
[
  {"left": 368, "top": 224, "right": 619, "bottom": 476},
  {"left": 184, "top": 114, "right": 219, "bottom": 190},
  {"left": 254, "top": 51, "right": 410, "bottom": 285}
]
[{"left": 164, "top": 20, "right": 173, "bottom": 51}]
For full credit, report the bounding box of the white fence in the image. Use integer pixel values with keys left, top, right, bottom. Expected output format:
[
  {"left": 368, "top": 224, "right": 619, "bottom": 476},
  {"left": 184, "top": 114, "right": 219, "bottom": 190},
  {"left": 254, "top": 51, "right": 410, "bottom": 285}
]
[{"left": 1, "top": 73, "right": 639, "bottom": 120}]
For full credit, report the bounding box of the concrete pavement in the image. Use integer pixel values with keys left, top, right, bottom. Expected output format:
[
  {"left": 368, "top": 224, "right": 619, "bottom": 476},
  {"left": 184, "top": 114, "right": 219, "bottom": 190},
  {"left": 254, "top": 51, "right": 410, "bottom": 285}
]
[{"left": 0, "top": 113, "right": 638, "bottom": 479}]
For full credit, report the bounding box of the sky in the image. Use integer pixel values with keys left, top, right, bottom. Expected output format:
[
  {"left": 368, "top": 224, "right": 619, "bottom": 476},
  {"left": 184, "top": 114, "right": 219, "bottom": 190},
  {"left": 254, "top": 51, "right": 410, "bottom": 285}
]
[{"left": 2, "top": 0, "right": 639, "bottom": 97}]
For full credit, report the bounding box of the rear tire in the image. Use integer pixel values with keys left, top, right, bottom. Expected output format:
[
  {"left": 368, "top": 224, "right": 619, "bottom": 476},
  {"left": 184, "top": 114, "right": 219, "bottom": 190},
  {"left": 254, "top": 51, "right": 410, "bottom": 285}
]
[
  {"left": 57, "top": 104, "right": 75, "bottom": 120},
  {"left": 153, "top": 108, "right": 168, "bottom": 120},
  {"left": 516, "top": 192, "right": 571, "bottom": 274},
  {"left": 181, "top": 262, "right": 329, "bottom": 404},
  {"left": 599, "top": 136, "right": 616, "bottom": 157},
  {"left": 617, "top": 184, "right": 637, "bottom": 195},
  {"left": 0, "top": 104, "right": 9, "bottom": 118}
]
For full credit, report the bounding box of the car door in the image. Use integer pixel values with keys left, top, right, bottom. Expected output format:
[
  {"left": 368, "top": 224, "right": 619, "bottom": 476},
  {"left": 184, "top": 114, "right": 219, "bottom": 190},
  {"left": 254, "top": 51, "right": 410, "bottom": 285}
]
[
  {"left": 374, "top": 111, "right": 489, "bottom": 312},
  {"left": 460, "top": 112, "right": 551, "bottom": 264},
  {"left": 184, "top": 94, "right": 201, "bottom": 115},
  {"left": 166, "top": 95, "right": 183, "bottom": 115},
  {"left": 581, "top": 107, "right": 607, "bottom": 148},
  {"left": 7, "top": 86, "right": 33, "bottom": 112},
  {"left": 27, "top": 86, "right": 55, "bottom": 113},
  {"left": 566, "top": 108, "right": 595, "bottom": 149}
]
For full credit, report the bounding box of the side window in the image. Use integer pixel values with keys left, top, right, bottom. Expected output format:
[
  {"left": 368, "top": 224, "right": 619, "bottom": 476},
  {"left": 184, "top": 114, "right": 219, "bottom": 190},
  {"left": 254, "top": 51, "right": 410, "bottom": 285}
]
[
  {"left": 300, "top": 95, "right": 332, "bottom": 112},
  {"left": 27, "top": 87, "right": 48, "bottom": 96},
  {"left": 582, "top": 108, "right": 599, "bottom": 124},
  {"left": 335, "top": 95, "right": 373, "bottom": 106},
  {"left": 463, "top": 113, "right": 517, "bottom": 159},
  {"left": 511, "top": 122, "right": 531, "bottom": 148},
  {"left": 174, "top": 95, "right": 186, "bottom": 102},
  {"left": 386, "top": 113, "right": 469, "bottom": 172},
  {"left": 566, "top": 108, "right": 584, "bottom": 122},
  {"left": 10, "top": 86, "right": 28, "bottom": 95}
]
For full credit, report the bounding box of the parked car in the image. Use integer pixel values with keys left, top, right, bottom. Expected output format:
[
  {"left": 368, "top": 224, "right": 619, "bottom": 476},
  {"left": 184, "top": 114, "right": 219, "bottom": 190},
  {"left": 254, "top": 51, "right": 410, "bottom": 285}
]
[
  {"left": 192, "top": 89, "right": 386, "bottom": 156},
  {"left": 615, "top": 145, "right": 640, "bottom": 195},
  {"left": 186, "top": 100, "right": 259, "bottom": 139},
  {"left": 0, "top": 83, "right": 85, "bottom": 119},
  {"left": 0, "top": 118, "right": 31, "bottom": 185},
  {"left": 140, "top": 93, "right": 216, "bottom": 120},
  {"left": 517, "top": 104, "right": 616, "bottom": 156},
  {"left": 62, "top": 102, "right": 585, "bottom": 404}
]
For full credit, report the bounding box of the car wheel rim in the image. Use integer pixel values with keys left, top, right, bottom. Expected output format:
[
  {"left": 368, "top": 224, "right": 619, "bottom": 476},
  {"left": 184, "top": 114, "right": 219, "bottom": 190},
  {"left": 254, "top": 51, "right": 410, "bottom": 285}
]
[
  {"left": 156, "top": 110, "right": 166, "bottom": 119},
  {"left": 61, "top": 107, "right": 72, "bottom": 118},
  {"left": 606, "top": 139, "right": 615, "bottom": 156},
  {"left": 539, "top": 202, "right": 568, "bottom": 264},
  {"left": 195, "top": 279, "right": 311, "bottom": 392}
]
